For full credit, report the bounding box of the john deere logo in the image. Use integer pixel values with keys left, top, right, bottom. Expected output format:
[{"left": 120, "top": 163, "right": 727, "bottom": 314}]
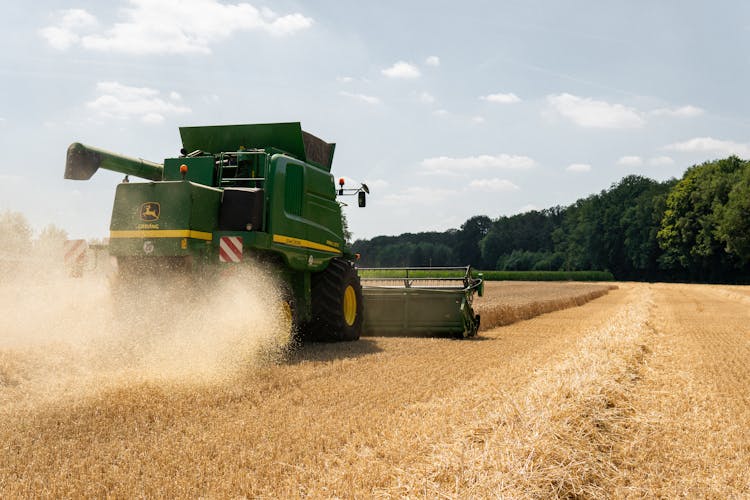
[{"left": 140, "top": 202, "right": 160, "bottom": 221}]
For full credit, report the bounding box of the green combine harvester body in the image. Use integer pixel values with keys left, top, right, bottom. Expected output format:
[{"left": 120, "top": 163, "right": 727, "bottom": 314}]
[{"left": 65, "top": 122, "right": 482, "bottom": 341}]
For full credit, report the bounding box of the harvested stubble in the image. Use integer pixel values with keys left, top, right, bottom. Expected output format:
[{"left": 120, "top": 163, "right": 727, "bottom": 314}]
[
  {"left": 609, "top": 283, "right": 750, "bottom": 496},
  {"left": 418, "top": 283, "right": 654, "bottom": 497},
  {"left": 2, "top": 279, "right": 749, "bottom": 497},
  {"left": 0, "top": 281, "right": 625, "bottom": 497},
  {"left": 474, "top": 281, "right": 617, "bottom": 329}
]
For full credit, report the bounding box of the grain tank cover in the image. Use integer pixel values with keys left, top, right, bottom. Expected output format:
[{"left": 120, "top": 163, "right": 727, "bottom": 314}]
[{"left": 179, "top": 122, "right": 336, "bottom": 171}]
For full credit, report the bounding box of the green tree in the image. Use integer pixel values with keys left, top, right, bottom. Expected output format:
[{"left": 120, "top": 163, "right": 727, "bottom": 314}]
[
  {"left": 480, "top": 208, "right": 563, "bottom": 269},
  {"left": 554, "top": 195, "right": 602, "bottom": 271},
  {"left": 497, "top": 250, "right": 562, "bottom": 271},
  {"left": 551, "top": 175, "right": 674, "bottom": 278},
  {"left": 717, "top": 166, "right": 750, "bottom": 264},
  {"left": 619, "top": 180, "right": 674, "bottom": 278},
  {"left": 456, "top": 215, "right": 491, "bottom": 267},
  {"left": 597, "top": 176, "right": 673, "bottom": 278},
  {"left": 658, "top": 157, "right": 747, "bottom": 280}
]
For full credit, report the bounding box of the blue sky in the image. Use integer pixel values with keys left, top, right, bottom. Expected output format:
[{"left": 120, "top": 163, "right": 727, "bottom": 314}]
[{"left": 2, "top": 0, "right": 750, "bottom": 240}]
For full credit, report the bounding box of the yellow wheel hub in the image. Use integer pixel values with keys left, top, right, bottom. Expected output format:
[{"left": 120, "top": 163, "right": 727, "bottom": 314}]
[
  {"left": 343, "top": 285, "right": 357, "bottom": 327},
  {"left": 281, "top": 300, "right": 292, "bottom": 324},
  {"left": 272, "top": 300, "right": 294, "bottom": 344}
]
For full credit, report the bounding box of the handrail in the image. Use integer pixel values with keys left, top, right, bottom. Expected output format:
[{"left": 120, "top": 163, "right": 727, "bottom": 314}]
[
  {"left": 358, "top": 265, "right": 482, "bottom": 292},
  {"left": 359, "top": 277, "right": 466, "bottom": 281},
  {"left": 358, "top": 266, "right": 471, "bottom": 271},
  {"left": 220, "top": 177, "right": 266, "bottom": 184},
  {"left": 218, "top": 150, "right": 268, "bottom": 187}
]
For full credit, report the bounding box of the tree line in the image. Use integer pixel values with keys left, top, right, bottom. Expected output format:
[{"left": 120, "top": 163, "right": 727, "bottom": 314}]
[
  {"left": 0, "top": 211, "right": 68, "bottom": 256},
  {"left": 352, "top": 156, "right": 750, "bottom": 282}
]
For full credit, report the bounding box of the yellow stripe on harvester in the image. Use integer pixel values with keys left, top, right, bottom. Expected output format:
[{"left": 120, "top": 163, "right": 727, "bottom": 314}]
[
  {"left": 272, "top": 234, "right": 342, "bottom": 254},
  {"left": 110, "top": 230, "right": 213, "bottom": 240}
]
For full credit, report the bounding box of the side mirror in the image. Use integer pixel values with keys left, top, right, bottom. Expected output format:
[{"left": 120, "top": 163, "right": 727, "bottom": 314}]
[{"left": 358, "top": 191, "right": 366, "bottom": 207}]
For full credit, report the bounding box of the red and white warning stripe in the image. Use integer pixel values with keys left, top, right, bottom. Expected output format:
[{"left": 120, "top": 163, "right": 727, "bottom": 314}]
[
  {"left": 63, "top": 239, "right": 88, "bottom": 265},
  {"left": 219, "top": 236, "right": 243, "bottom": 263}
]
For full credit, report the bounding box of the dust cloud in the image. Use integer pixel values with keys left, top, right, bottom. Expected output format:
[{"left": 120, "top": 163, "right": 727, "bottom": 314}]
[{"left": 0, "top": 250, "right": 293, "bottom": 412}]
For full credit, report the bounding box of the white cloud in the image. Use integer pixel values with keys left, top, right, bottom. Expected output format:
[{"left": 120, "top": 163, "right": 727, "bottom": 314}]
[
  {"left": 547, "top": 93, "right": 645, "bottom": 128},
  {"left": 651, "top": 105, "right": 704, "bottom": 118},
  {"left": 471, "top": 116, "right": 485, "bottom": 124},
  {"left": 141, "top": 113, "right": 165, "bottom": 124},
  {"left": 425, "top": 55, "right": 440, "bottom": 67},
  {"left": 365, "top": 179, "right": 388, "bottom": 189},
  {"left": 339, "top": 91, "right": 381, "bottom": 105},
  {"left": 617, "top": 155, "right": 643, "bottom": 166},
  {"left": 40, "top": 1, "right": 312, "bottom": 55},
  {"left": 421, "top": 154, "right": 536, "bottom": 175},
  {"left": 619, "top": 155, "right": 673, "bottom": 166},
  {"left": 469, "top": 178, "right": 520, "bottom": 192},
  {"left": 648, "top": 156, "right": 674, "bottom": 166},
  {"left": 566, "top": 163, "right": 592, "bottom": 173},
  {"left": 39, "top": 9, "right": 98, "bottom": 50},
  {"left": 417, "top": 91, "right": 435, "bottom": 104},
  {"left": 480, "top": 92, "right": 521, "bottom": 104},
  {"left": 432, "top": 109, "right": 448, "bottom": 116},
  {"left": 336, "top": 76, "right": 354, "bottom": 84},
  {"left": 381, "top": 61, "right": 420, "bottom": 79},
  {"left": 86, "top": 81, "right": 191, "bottom": 123},
  {"left": 664, "top": 137, "right": 750, "bottom": 157},
  {"left": 382, "top": 186, "right": 460, "bottom": 206}
]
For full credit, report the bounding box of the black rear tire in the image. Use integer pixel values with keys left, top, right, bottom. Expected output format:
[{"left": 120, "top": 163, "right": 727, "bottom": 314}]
[{"left": 307, "top": 258, "right": 363, "bottom": 342}]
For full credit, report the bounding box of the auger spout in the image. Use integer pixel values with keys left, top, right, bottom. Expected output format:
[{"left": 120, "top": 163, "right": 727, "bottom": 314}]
[{"left": 65, "top": 142, "right": 163, "bottom": 181}]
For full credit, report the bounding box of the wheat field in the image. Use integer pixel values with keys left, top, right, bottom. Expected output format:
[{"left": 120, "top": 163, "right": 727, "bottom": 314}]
[{"left": 1, "top": 273, "right": 749, "bottom": 497}]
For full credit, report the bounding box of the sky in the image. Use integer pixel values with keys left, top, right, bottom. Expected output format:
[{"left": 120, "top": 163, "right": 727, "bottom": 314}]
[{"left": 2, "top": 0, "right": 750, "bottom": 241}]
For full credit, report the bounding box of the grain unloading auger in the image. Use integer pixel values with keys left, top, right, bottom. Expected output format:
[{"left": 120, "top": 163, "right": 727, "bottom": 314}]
[{"left": 64, "top": 122, "right": 483, "bottom": 341}]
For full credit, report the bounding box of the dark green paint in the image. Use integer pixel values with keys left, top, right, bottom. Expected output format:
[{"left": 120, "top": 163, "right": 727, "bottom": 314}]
[
  {"left": 163, "top": 157, "right": 215, "bottom": 185},
  {"left": 109, "top": 181, "right": 221, "bottom": 258},
  {"left": 360, "top": 267, "right": 483, "bottom": 338}
]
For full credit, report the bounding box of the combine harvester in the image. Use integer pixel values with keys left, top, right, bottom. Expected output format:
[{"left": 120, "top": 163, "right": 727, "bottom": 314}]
[{"left": 64, "top": 122, "right": 482, "bottom": 341}]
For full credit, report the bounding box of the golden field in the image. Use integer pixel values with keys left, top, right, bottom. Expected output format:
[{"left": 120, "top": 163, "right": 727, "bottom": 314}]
[{"left": 1, "top": 276, "right": 749, "bottom": 497}]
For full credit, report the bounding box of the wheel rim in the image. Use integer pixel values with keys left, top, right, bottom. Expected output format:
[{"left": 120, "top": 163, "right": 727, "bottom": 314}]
[
  {"left": 276, "top": 300, "right": 294, "bottom": 344},
  {"left": 281, "top": 300, "right": 292, "bottom": 323},
  {"left": 343, "top": 285, "right": 357, "bottom": 326}
]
